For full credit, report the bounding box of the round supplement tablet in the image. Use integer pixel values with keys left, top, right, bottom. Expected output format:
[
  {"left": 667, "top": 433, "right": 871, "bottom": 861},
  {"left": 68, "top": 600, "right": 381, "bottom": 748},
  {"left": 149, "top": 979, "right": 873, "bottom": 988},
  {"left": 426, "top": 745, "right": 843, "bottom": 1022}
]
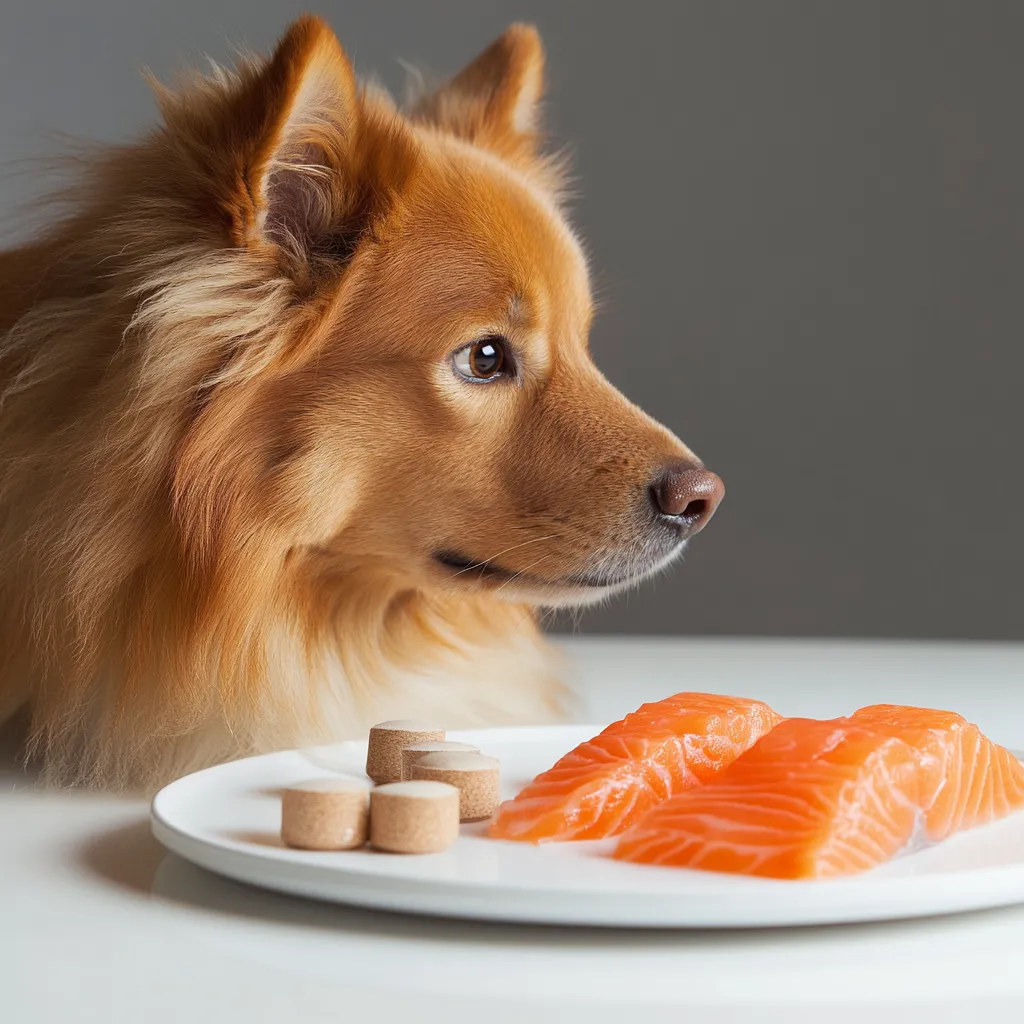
[
  {"left": 281, "top": 777, "right": 371, "bottom": 851},
  {"left": 365, "top": 720, "right": 445, "bottom": 784},
  {"left": 369, "top": 780, "right": 461, "bottom": 854},
  {"left": 400, "top": 740, "right": 480, "bottom": 780},
  {"left": 410, "top": 751, "right": 501, "bottom": 822}
]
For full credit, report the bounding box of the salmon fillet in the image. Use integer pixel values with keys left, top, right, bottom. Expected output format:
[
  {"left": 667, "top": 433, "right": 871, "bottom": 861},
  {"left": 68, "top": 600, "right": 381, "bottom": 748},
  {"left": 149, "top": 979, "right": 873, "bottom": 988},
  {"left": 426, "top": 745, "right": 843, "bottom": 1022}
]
[
  {"left": 614, "top": 706, "right": 1024, "bottom": 878},
  {"left": 488, "top": 693, "right": 783, "bottom": 843},
  {"left": 850, "top": 705, "right": 1024, "bottom": 839}
]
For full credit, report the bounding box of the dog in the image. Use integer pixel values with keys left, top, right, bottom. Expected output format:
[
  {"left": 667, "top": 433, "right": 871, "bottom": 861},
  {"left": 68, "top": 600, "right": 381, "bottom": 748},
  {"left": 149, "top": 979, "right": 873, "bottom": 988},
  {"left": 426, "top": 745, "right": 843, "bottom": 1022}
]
[{"left": 0, "top": 17, "right": 724, "bottom": 790}]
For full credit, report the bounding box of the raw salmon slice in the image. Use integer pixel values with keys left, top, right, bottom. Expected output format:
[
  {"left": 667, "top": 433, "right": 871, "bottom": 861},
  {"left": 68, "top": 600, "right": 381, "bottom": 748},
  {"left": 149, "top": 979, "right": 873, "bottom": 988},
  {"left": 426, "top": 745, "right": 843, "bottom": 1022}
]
[
  {"left": 614, "top": 706, "right": 1024, "bottom": 879},
  {"left": 851, "top": 705, "right": 1024, "bottom": 840},
  {"left": 488, "top": 693, "right": 783, "bottom": 843}
]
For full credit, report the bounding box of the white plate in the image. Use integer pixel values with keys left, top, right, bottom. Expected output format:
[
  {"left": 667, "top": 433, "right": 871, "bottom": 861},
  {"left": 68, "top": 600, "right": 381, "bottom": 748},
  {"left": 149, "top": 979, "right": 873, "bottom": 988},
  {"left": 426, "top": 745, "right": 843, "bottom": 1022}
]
[{"left": 151, "top": 724, "right": 1024, "bottom": 928}]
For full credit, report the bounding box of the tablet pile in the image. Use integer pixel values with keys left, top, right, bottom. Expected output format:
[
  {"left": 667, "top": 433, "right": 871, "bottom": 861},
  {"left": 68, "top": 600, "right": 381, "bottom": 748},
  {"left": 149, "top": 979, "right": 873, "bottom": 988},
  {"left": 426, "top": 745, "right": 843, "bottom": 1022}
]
[{"left": 280, "top": 719, "right": 500, "bottom": 854}]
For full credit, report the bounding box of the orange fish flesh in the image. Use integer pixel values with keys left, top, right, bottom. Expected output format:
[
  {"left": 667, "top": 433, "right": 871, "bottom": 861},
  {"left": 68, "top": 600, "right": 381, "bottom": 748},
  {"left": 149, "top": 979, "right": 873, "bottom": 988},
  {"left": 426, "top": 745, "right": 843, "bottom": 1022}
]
[
  {"left": 488, "top": 692, "right": 783, "bottom": 843},
  {"left": 614, "top": 706, "right": 1024, "bottom": 878}
]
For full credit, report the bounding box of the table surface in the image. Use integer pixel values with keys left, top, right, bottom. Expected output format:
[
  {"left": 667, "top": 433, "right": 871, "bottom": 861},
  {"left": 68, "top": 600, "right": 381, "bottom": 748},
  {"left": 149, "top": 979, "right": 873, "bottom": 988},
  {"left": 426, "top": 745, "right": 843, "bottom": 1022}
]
[{"left": 5, "top": 636, "right": 1024, "bottom": 1023}]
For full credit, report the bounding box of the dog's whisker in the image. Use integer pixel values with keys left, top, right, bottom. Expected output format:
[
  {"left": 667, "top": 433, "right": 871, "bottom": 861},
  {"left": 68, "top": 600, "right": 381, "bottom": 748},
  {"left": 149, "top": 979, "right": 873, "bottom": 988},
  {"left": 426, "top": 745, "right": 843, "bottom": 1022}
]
[
  {"left": 493, "top": 553, "right": 554, "bottom": 595},
  {"left": 450, "top": 534, "right": 560, "bottom": 577}
]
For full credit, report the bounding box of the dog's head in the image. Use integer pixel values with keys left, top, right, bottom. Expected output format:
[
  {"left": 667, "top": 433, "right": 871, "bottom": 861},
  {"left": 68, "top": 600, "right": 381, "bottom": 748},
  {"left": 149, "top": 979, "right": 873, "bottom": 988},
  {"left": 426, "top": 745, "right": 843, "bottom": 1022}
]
[{"left": 161, "top": 18, "right": 723, "bottom": 608}]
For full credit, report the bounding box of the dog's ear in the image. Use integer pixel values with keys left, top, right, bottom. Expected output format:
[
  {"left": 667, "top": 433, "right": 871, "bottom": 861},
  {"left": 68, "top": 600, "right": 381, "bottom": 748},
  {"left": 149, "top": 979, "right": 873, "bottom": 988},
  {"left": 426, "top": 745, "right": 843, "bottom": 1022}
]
[
  {"left": 160, "top": 17, "right": 397, "bottom": 272},
  {"left": 241, "top": 16, "right": 360, "bottom": 258},
  {"left": 410, "top": 24, "right": 545, "bottom": 161}
]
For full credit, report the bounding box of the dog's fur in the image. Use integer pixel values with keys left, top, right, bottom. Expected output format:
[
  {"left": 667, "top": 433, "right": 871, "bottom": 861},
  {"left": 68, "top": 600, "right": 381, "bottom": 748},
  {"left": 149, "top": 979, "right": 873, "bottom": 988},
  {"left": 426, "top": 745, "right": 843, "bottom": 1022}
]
[{"left": 0, "top": 17, "right": 709, "bottom": 790}]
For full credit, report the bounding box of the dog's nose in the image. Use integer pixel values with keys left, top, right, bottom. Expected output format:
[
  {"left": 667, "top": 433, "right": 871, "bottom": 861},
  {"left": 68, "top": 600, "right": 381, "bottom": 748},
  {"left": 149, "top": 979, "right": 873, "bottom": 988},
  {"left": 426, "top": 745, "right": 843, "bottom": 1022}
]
[{"left": 649, "top": 461, "right": 725, "bottom": 538}]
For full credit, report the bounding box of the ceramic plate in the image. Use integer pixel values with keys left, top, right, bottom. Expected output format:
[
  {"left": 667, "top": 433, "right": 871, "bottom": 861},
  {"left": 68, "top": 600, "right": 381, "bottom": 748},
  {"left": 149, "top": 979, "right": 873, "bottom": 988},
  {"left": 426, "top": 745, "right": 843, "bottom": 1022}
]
[{"left": 151, "top": 725, "right": 1024, "bottom": 928}]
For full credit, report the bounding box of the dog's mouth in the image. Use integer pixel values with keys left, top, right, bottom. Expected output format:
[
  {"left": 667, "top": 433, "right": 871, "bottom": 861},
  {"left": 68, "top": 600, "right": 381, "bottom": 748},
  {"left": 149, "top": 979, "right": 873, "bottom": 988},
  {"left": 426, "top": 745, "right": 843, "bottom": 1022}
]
[
  {"left": 432, "top": 545, "right": 683, "bottom": 597},
  {"left": 433, "top": 550, "right": 524, "bottom": 583}
]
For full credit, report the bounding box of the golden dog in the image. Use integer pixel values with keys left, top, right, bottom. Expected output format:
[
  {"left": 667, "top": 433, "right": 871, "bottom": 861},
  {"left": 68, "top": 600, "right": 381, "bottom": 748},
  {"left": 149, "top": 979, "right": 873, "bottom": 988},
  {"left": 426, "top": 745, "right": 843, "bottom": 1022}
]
[{"left": 0, "top": 17, "right": 723, "bottom": 789}]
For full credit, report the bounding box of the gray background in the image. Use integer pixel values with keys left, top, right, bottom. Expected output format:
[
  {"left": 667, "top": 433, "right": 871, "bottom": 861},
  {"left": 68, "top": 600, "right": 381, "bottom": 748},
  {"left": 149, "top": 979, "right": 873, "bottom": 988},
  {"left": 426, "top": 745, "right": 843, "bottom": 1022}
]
[{"left": 2, "top": 1, "right": 1021, "bottom": 640}]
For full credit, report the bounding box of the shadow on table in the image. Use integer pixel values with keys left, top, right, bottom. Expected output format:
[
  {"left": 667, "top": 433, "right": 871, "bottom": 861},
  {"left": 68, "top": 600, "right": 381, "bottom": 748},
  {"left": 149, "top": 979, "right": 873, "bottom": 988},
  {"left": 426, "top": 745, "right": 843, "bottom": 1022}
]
[
  {"left": 80, "top": 817, "right": 170, "bottom": 895},
  {"left": 73, "top": 816, "right": 1024, "bottom": 954}
]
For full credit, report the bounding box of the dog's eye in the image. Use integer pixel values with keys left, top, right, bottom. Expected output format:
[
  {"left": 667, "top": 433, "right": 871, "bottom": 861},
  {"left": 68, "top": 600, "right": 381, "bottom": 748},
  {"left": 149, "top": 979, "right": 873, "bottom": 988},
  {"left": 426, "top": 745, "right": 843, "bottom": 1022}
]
[{"left": 452, "top": 337, "right": 509, "bottom": 383}]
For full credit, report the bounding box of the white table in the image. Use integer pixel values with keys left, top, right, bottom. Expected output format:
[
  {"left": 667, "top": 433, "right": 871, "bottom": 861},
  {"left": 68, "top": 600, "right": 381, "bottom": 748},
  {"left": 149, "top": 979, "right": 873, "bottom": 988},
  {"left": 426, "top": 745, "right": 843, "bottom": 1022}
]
[{"left": 4, "top": 637, "right": 1024, "bottom": 1023}]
